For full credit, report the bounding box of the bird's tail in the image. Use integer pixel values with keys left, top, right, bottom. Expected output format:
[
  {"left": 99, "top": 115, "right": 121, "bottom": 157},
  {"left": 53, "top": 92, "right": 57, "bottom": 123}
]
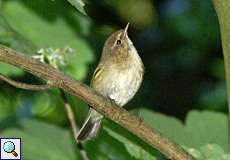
[{"left": 77, "top": 108, "right": 103, "bottom": 141}]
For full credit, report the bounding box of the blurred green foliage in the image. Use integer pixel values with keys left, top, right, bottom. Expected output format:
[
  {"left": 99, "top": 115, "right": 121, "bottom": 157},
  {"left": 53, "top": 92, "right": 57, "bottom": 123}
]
[
  {"left": 0, "top": 0, "right": 229, "bottom": 159},
  {"left": 185, "top": 144, "right": 230, "bottom": 160},
  {"left": 138, "top": 109, "right": 229, "bottom": 151}
]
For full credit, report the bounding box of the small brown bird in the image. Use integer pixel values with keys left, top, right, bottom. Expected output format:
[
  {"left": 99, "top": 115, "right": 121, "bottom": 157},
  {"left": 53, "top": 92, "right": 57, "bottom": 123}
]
[{"left": 77, "top": 23, "right": 144, "bottom": 141}]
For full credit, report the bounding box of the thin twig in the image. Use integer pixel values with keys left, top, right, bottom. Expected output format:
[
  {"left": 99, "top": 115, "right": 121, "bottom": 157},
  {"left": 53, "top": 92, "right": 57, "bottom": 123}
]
[
  {"left": 79, "top": 148, "right": 90, "bottom": 160},
  {"left": 64, "top": 101, "right": 90, "bottom": 160},
  {"left": 0, "top": 73, "right": 54, "bottom": 90},
  {"left": 60, "top": 87, "right": 79, "bottom": 141},
  {"left": 0, "top": 46, "right": 194, "bottom": 160},
  {"left": 64, "top": 102, "right": 79, "bottom": 141}
]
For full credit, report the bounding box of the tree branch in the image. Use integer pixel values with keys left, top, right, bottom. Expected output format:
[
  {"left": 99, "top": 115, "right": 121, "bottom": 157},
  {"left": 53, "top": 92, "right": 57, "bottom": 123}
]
[
  {"left": 0, "top": 45, "right": 194, "bottom": 160},
  {"left": 0, "top": 74, "right": 54, "bottom": 90}
]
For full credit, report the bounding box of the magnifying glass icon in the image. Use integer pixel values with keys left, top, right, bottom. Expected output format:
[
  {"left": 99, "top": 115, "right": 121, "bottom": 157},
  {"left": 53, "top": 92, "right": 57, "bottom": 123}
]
[{"left": 3, "top": 141, "right": 18, "bottom": 157}]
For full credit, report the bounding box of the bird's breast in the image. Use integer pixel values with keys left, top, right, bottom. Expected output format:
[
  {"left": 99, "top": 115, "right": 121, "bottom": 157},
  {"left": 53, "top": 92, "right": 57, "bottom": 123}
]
[{"left": 93, "top": 52, "right": 144, "bottom": 106}]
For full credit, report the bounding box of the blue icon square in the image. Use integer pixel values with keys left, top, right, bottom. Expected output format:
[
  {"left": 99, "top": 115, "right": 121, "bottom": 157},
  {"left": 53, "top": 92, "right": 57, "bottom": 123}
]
[{"left": 0, "top": 138, "right": 21, "bottom": 160}]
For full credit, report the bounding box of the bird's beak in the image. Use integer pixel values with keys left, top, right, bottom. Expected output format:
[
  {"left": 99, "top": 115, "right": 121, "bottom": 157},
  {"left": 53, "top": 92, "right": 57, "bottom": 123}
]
[{"left": 122, "top": 22, "right": 129, "bottom": 40}]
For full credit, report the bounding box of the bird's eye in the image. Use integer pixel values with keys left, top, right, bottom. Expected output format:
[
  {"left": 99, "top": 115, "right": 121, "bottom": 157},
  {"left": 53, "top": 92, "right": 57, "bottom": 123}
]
[{"left": 116, "top": 39, "right": 122, "bottom": 45}]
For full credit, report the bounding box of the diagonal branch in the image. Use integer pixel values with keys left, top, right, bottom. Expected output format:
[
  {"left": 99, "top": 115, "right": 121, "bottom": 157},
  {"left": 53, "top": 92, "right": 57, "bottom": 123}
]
[{"left": 0, "top": 45, "right": 194, "bottom": 160}]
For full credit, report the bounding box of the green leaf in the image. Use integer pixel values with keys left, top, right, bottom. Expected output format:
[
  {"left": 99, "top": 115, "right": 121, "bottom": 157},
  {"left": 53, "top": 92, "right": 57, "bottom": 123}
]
[
  {"left": 0, "top": 62, "right": 24, "bottom": 76},
  {"left": 0, "top": 15, "right": 36, "bottom": 53},
  {"left": 0, "top": 86, "right": 20, "bottom": 122},
  {"left": 137, "top": 108, "right": 186, "bottom": 143},
  {"left": 1, "top": 119, "right": 81, "bottom": 160},
  {"left": 2, "top": 0, "right": 94, "bottom": 80},
  {"left": 200, "top": 144, "right": 225, "bottom": 159},
  {"left": 104, "top": 125, "right": 157, "bottom": 160},
  {"left": 66, "top": 94, "right": 88, "bottom": 123},
  {"left": 19, "top": 90, "right": 67, "bottom": 125},
  {"left": 185, "top": 110, "right": 229, "bottom": 151},
  {"left": 0, "top": 92, "right": 15, "bottom": 121},
  {"left": 185, "top": 144, "right": 230, "bottom": 160},
  {"left": 83, "top": 129, "right": 136, "bottom": 160},
  {"left": 67, "top": 0, "right": 87, "bottom": 15},
  {"left": 0, "top": 15, "right": 36, "bottom": 76},
  {"left": 138, "top": 109, "right": 230, "bottom": 151}
]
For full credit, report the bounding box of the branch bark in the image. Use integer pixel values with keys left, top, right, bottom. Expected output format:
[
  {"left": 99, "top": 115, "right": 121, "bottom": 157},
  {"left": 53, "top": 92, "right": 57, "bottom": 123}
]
[
  {"left": 0, "top": 74, "right": 54, "bottom": 90},
  {"left": 212, "top": 0, "right": 230, "bottom": 122},
  {"left": 0, "top": 46, "right": 194, "bottom": 160}
]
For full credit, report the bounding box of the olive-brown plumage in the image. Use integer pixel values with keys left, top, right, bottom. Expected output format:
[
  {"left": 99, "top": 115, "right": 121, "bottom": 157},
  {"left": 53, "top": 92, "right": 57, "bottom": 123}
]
[{"left": 77, "top": 23, "right": 144, "bottom": 141}]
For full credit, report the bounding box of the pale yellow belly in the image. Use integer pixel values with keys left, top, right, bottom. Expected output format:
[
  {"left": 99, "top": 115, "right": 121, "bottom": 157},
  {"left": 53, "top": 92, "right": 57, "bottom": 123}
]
[{"left": 93, "top": 67, "right": 143, "bottom": 106}]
